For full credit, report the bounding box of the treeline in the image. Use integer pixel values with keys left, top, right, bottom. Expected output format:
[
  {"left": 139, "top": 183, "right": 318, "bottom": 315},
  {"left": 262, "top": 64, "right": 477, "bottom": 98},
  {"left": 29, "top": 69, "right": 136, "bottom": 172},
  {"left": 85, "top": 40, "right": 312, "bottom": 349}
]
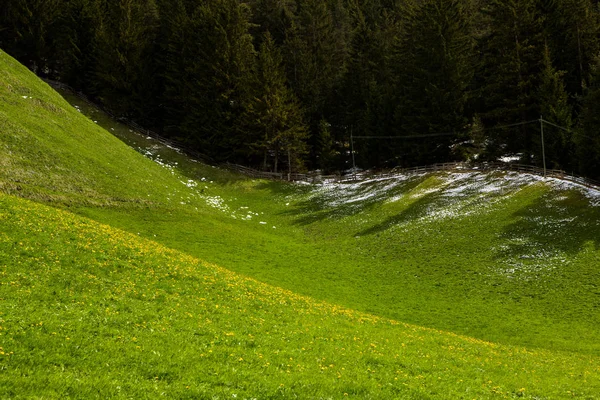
[{"left": 1, "top": 0, "right": 600, "bottom": 177}]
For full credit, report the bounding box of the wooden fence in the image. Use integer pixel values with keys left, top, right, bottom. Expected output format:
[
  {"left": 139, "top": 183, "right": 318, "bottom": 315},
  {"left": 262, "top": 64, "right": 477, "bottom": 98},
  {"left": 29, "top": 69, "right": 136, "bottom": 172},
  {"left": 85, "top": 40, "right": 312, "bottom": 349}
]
[
  {"left": 328, "top": 162, "right": 599, "bottom": 189},
  {"left": 43, "top": 79, "right": 600, "bottom": 191},
  {"left": 224, "top": 161, "right": 600, "bottom": 190}
]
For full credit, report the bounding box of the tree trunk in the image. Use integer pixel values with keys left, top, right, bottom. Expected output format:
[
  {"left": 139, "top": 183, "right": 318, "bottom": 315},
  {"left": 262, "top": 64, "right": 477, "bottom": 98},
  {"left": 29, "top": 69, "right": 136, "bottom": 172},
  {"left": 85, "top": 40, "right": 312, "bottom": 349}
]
[
  {"left": 263, "top": 149, "right": 268, "bottom": 171},
  {"left": 577, "top": 23, "right": 584, "bottom": 91}
]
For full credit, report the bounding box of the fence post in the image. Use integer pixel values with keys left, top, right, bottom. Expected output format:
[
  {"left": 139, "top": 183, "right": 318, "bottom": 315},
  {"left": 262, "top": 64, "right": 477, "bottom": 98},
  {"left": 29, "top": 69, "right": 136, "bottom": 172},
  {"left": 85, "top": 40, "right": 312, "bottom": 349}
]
[{"left": 540, "top": 116, "right": 547, "bottom": 178}]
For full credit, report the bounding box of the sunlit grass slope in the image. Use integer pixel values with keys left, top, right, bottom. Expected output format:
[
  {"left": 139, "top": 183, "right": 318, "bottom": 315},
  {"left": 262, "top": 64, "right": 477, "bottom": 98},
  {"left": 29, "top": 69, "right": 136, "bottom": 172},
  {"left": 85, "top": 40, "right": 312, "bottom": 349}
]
[
  {"left": 0, "top": 49, "right": 243, "bottom": 207},
  {"left": 57, "top": 87, "right": 600, "bottom": 357},
  {"left": 1, "top": 193, "right": 599, "bottom": 399},
  {"left": 1, "top": 45, "right": 600, "bottom": 368}
]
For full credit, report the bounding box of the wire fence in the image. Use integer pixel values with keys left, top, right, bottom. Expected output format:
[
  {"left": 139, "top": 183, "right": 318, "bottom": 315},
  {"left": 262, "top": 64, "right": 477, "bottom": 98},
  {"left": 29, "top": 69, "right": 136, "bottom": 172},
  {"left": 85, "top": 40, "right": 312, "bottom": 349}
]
[{"left": 44, "top": 79, "right": 600, "bottom": 191}]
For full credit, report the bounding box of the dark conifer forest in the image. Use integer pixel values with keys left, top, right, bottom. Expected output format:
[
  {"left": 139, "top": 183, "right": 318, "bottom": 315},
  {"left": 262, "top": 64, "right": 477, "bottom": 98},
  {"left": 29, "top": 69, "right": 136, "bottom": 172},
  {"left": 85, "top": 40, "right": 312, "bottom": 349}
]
[{"left": 2, "top": 0, "right": 600, "bottom": 177}]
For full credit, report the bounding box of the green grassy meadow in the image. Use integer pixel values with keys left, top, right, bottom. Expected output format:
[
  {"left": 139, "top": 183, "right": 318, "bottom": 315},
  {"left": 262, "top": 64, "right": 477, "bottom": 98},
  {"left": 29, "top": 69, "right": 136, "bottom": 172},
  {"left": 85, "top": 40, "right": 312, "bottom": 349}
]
[{"left": 1, "top": 49, "right": 600, "bottom": 398}]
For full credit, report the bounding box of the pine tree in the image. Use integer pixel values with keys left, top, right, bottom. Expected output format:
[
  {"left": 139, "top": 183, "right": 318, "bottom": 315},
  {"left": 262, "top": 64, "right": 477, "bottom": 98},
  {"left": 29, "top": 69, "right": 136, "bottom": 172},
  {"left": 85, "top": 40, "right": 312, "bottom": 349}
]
[
  {"left": 247, "top": 0, "right": 295, "bottom": 45},
  {"left": 542, "top": 0, "right": 599, "bottom": 104},
  {"left": 0, "top": 0, "right": 63, "bottom": 74},
  {"left": 537, "top": 44, "right": 573, "bottom": 169},
  {"left": 340, "top": 4, "right": 381, "bottom": 164},
  {"left": 283, "top": 0, "right": 350, "bottom": 163},
  {"left": 576, "top": 55, "right": 600, "bottom": 179},
  {"left": 337, "top": 0, "right": 409, "bottom": 168},
  {"left": 52, "top": 0, "right": 100, "bottom": 89},
  {"left": 157, "top": 0, "right": 191, "bottom": 135},
  {"left": 316, "top": 118, "right": 336, "bottom": 172},
  {"left": 92, "top": 0, "right": 160, "bottom": 118},
  {"left": 393, "top": 0, "right": 475, "bottom": 166},
  {"left": 245, "top": 32, "right": 308, "bottom": 173},
  {"left": 479, "top": 0, "right": 545, "bottom": 161},
  {"left": 161, "top": 0, "right": 256, "bottom": 160}
]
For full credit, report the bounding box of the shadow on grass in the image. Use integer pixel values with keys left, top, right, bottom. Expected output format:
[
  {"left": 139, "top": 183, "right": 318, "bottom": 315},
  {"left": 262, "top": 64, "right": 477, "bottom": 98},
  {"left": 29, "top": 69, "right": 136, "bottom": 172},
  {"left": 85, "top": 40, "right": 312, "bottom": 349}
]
[
  {"left": 280, "top": 199, "right": 381, "bottom": 226},
  {"left": 496, "top": 188, "right": 600, "bottom": 259},
  {"left": 355, "top": 191, "right": 439, "bottom": 236},
  {"left": 253, "top": 180, "right": 311, "bottom": 197},
  {"left": 272, "top": 177, "right": 428, "bottom": 226}
]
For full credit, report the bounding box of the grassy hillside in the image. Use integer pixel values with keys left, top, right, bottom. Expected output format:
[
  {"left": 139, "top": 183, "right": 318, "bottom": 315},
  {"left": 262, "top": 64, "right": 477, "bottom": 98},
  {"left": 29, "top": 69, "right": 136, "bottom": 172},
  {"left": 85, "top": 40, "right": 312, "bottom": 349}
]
[
  {"left": 2, "top": 48, "right": 600, "bottom": 397},
  {"left": 1, "top": 193, "right": 599, "bottom": 398},
  {"left": 48, "top": 89, "right": 600, "bottom": 356}
]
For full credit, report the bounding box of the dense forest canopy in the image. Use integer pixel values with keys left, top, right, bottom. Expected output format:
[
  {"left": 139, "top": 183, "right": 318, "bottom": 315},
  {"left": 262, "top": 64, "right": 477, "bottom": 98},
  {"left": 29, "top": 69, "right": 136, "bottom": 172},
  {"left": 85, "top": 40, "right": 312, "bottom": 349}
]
[{"left": 1, "top": 0, "right": 600, "bottom": 178}]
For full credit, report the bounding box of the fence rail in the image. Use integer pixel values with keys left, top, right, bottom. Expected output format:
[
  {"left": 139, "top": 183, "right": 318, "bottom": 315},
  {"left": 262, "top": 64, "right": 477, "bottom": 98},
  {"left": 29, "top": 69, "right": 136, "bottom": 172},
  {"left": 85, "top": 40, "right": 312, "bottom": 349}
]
[
  {"left": 336, "top": 162, "right": 600, "bottom": 189},
  {"left": 223, "top": 161, "right": 600, "bottom": 191},
  {"left": 44, "top": 79, "right": 600, "bottom": 192}
]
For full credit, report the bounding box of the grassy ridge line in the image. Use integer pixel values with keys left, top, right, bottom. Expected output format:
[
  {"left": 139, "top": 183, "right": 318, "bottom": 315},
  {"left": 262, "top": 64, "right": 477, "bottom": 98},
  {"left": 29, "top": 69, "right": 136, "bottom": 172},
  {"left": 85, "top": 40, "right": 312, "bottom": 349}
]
[
  {"left": 0, "top": 48, "right": 200, "bottom": 208},
  {"left": 1, "top": 193, "right": 599, "bottom": 399}
]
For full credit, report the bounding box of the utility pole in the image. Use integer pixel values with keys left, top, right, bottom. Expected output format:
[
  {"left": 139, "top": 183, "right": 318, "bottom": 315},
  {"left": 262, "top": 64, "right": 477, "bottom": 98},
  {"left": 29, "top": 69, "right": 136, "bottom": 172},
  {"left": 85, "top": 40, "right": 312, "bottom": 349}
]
[
  {"left": 540, "top": 116, "right": 547, "bottom": 177},
  {"left": 350, "top": 126, "right": 356, "bottom": 180}
]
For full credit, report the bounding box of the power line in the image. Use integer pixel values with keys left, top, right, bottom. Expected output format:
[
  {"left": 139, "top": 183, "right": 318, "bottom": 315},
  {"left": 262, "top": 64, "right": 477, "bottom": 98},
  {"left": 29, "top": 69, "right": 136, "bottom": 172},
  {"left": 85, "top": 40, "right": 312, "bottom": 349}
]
[
  {"left": 541, "top": 118, "right": 598, "bottom": 142},
  {"left": 352, "top": 132, "right": 456, "bottom": 139},
  {"left": 540, "top": 118, "right": 571, "bottom": 132},
  {"left": 475, "top": 119, "right": 540, "bottom": 133},
  {"left": 352, "top": 118, "right": 598, "bottom": 143},
  {"left": 351, "top": 119, "right": 540, "bottom": 140},
  {"left": 350, "top": 117, "right": 598, "bottom": 177}
]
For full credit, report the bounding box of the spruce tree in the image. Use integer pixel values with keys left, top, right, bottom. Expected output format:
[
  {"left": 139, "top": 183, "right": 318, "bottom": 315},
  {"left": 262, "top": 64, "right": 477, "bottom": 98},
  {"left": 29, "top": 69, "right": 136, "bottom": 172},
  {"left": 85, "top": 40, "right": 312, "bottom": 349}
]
[
  {"left": 161, "top": 0, "right": 255, "bottom": 160},
  {"left": 283, "top": 0, "right": 350, "bottom": 163},
  {"left": 340, "top": 4, "right": 381, "bottom": 165},
  {"left": 316, "top": 118, "right": 336, "bottom": 172},
  {"left": 248, "top": 0, "right": 295, "bottom": 45},
  {"left": 0, "top": 0, "right": 63, "bottom": 74},
  {"left": 393, "top": 0, "right": 475, "bottom": 166},
  {"left": 52, "top": 0, "right": 100, "bottom": 89},
  {"left": 542, "top": 0, "right": 599, "bottom": 104},
  {"left": 92, "top": 0, "right": 160, "bottom": 118},
  {"left": 537, "top": 44, "right": 573, "bottom": 169},
  {"left": 157, "top": 0, "right": 191, "bottom": 135},
  {"left": 245, "top": 32, "right": 308, "bottom": 173},
  {"left": 479, "top": 0, "right": 545, "bottom": 161},
  {"left": 337, "top": 0, "right": 409, "bottom": 168},
  {"left": 576, "top": 56, "right": 600, "bottom": 179}
]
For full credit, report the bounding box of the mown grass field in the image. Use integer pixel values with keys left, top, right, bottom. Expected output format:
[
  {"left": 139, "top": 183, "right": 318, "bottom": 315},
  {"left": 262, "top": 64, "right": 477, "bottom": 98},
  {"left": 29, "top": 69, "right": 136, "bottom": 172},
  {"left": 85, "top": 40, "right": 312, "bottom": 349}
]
[{"left": 1, "top": 49, "right": 600, "bottom": 398}]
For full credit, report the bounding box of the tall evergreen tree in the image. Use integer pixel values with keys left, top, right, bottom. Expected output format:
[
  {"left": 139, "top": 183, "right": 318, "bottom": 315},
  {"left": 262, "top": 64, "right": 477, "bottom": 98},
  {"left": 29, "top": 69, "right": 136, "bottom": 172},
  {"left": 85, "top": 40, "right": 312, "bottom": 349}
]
[
  {"left": 157, "top": 0, "right": 191, "bottom": 134},
  {"left": 284, "top": 0, "right": 350, "bottom": 162},
  {"left": 247, "top": 0, "right": 295, "bottom": 45},
  {"left": 52, "top": 0, "right": 99, "bottom": 89},
  {"left": 338, "top": 0, "right": 407, "bottom": 167},
  {"left": 162, "top": 0, "right": 255, "bottom": 160},
  {"left": 393, "top": 0, "right": 475, "bottom": 166},
  {"left": 341, "top": 3, "right": 381, "bottom": 165},
  {"left": 542, "top": 0, "right": 599, "bottom": 105},
  {"left": 245, "top": 32, "right": 308, "bottom": 173},
  {"left": 576, "top": 55, "right": 600, "bottom": 179},
  {"left": 479, "top": 0, "right": 545, "bottom": 161},
  {"left": 92, "top": 0, "right": 160, "bottom": 119},
  {"left": 0, "top": 0, "right": 63, "bottom": 74},
  {"left": 316, "top": 118, "right": 336, "bottom": 171},
  {"left": 537, "top": 44, "right": 573, "bottom": 168}
]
